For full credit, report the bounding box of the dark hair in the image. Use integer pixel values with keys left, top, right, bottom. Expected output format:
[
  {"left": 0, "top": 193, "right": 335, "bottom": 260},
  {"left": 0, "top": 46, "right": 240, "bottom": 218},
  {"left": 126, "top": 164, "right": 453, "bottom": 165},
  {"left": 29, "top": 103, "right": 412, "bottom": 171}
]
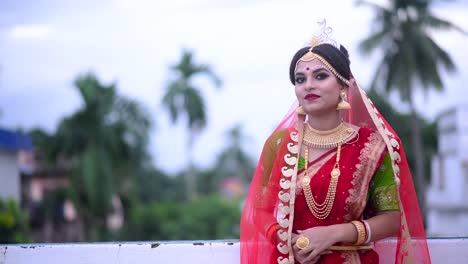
[{"left": 289, "top": 43, "right": 351, "bottom": 85}]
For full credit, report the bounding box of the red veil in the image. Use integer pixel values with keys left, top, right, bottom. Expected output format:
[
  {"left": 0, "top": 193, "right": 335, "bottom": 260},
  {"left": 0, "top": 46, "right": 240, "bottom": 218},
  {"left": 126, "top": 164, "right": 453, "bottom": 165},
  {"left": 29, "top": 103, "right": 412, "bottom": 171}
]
[{"left": 240, "top": 78, "right": 431, "bottom": 263}]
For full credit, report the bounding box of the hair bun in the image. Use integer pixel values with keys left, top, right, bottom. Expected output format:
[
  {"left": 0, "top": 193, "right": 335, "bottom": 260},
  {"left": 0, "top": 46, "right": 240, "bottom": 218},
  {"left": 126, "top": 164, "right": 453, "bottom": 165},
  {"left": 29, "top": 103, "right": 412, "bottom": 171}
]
[{"left": 339, "top": 45, "right": 349, "bottom": 58}]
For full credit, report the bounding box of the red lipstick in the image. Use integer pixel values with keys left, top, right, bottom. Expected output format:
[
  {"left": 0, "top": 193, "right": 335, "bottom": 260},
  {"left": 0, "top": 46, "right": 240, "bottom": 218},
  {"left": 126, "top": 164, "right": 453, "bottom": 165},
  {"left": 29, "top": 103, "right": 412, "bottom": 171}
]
[{"left": 305, "top": 93, "right": 320, "bottom": 100}]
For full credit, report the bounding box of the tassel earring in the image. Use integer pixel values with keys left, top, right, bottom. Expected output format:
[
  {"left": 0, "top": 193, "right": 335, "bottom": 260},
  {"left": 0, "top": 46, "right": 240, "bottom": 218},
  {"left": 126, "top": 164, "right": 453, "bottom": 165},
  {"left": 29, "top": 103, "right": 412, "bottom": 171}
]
[{"left": 336, "top": 90, "right": 351, "bottom": 110}]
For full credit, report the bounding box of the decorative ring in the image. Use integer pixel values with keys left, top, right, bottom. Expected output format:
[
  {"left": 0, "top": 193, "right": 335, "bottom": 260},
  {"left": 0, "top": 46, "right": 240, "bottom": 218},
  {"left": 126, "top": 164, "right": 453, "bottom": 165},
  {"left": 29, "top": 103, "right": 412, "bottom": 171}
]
[{"left": 296, "top": 236, "right": 310, "bottom": 250}]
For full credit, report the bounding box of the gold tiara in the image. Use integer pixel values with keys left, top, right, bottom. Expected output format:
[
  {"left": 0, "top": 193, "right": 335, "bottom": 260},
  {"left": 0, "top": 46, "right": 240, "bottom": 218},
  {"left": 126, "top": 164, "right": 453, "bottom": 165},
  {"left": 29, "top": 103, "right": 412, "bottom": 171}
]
[
  {"left": 294, "top": 20, "right": 349, "bottom": 86},
  {"left": 307, "top": 19, "right": 339, "bottom": 49}
]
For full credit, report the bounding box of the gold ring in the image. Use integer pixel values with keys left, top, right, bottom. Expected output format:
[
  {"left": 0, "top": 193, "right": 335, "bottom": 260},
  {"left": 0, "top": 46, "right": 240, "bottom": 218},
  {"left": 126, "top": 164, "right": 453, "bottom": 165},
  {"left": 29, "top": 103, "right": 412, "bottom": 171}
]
[{"left": 296, "top": 236, "right": 310, "bottom": 250}]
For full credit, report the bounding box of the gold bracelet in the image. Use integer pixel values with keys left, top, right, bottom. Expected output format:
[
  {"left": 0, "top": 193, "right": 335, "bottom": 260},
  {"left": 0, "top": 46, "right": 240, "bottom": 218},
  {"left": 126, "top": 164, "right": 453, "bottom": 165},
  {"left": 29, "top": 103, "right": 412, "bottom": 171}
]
[
  {"left": 329, "top": 244, "right": 372, "bottom": 251},
  {"left": 351, "top": 220, "right": 366, "bottom": 245}
]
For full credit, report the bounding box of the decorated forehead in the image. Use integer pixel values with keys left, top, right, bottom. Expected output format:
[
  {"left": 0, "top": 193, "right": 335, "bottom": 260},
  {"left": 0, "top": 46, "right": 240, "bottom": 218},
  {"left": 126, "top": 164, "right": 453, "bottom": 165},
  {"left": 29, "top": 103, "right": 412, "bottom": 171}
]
[
  {"left": 295, "top": 20, "right": 350, "bottom": 86},
  {"left": 295, "top": 60, "right": 325, "bottom": 73}
]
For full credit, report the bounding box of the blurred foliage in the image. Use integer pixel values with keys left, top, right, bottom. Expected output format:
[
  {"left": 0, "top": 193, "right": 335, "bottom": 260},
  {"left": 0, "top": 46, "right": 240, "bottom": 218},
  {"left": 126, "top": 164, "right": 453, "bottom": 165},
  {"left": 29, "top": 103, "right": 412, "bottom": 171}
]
[
  {"left": 214, "top": 124, "right": 255, "bottom": 184},
  {"left": 0, "top": 199, "right": 30, "bottom": 243},
  {"left": 27, "top": 68, "right": 246, "bottom": 242},
  {"left": 358, "top": 0, "right": 466, "bottom": 214},
  {"left": 120, "top": 195, "right": 240, "bottom": 241},
  {"left": 135, "top": 168, "right": 185, "bottom": 203},
  {"left": 30, "top": 72, "right": 153, "bottom": 241},
  {"left": 162, "top": 50, "right": 222, "bottom": 200},
  {"left": 41, "top": 188, "right": 69, "bottom": 222},
  {"left": 199, "top": 124, "right": 255, "bottom": 196}
]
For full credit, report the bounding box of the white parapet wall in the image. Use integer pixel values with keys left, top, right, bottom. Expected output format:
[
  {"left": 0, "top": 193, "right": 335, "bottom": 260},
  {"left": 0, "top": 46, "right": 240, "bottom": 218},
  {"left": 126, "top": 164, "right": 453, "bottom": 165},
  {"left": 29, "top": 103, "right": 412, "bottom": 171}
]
[{"left": 1, "top": 239, "right": 467, "bottom": 264}]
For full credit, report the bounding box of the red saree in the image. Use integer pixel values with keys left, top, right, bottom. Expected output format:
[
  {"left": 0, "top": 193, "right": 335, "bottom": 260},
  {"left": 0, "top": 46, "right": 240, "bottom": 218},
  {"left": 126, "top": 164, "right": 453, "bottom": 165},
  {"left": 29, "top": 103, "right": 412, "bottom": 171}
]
[{"left": 240, "top": 85, "right": 431, "bottom": 264}]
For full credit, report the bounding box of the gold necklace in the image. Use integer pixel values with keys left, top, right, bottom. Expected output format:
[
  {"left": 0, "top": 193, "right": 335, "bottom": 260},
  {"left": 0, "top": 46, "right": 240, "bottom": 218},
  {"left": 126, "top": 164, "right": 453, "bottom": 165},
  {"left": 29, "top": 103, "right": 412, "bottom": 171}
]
[
  {"left": 303, "top": 122, "right": 356, "bottom": 149},
  {"left": 302, "top": 122, "right": 344, "bottom": 219}
]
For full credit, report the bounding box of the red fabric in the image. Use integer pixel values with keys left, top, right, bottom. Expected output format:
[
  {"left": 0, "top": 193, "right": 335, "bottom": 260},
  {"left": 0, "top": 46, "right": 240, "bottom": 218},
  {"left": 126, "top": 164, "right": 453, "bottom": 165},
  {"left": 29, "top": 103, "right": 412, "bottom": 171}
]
[
  {"left": 290, "top": 128, "right": 385, "bottom": 263},
  {"left": 240, "top": 105, "right": 298, "bottom": 264},
  {"left": 240, "top": 79, "right": 431, "bottom": 263}
]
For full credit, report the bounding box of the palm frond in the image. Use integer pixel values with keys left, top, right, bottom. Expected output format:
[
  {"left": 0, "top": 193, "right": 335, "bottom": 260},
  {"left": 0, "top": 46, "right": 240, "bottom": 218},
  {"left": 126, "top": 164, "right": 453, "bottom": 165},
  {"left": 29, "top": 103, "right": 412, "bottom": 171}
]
[
  {"left": 184, "top": 87, "right": 206, "bottom": 130},
  {"left": 359, "top": 29, "right": 389, "bottom": 55},
  {"left": 422, "top": 13, "right": 468, "bottom": 35},
  {"left": 162, "top": 81, "right": 184, "bottom": 123},
  {"left": 355, "top": 0, "right": 389, "bottom": 11},
  {"left": 196, "top": 65, "right": 223, "bottom": 88},
  {"left": 369, "top": 58, "right": 388, "bottom": 92},
  {"left": 163, "top": 49, "right": 222, "bottom": 132},
  {"left": 424, "top": 35, "right": 456, "bottom": 72}
]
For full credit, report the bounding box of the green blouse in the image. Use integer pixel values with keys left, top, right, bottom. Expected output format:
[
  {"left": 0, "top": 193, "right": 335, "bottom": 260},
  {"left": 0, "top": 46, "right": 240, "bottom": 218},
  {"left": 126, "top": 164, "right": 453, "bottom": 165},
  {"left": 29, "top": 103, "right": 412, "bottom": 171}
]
[{"left": 298, "top": 152, "right": 400, "bottom": 213}]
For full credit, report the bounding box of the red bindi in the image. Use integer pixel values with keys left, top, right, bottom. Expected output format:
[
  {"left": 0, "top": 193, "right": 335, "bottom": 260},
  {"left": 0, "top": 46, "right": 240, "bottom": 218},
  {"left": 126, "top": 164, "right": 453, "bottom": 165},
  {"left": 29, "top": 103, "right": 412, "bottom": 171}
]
[{"left": 306, "top": 67, "right": 310, "bottom": 71}]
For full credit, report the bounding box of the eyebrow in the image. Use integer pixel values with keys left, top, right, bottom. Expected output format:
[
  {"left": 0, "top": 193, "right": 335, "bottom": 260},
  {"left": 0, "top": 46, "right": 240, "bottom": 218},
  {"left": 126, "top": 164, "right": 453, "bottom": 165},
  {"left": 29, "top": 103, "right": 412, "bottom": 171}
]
[{"left": 295, "top": 67, "right": 329, "bottom": 76}]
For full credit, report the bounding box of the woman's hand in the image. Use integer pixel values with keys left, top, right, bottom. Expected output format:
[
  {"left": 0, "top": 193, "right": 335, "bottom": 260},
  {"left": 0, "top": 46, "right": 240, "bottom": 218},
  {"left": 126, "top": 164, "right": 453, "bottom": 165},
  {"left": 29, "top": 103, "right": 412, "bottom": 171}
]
[{"left": 291, "top": 226, "right": 337, "bottom": 263}]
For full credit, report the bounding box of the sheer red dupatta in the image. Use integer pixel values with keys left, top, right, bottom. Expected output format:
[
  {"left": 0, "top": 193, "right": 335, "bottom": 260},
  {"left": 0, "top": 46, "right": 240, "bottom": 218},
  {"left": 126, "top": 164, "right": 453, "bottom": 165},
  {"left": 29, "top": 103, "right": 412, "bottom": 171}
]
[
  {"left": 346, "top": 79, "right": 431, "bottom": 263},
  {"left": 240, "top": 103, "right": 300, "bottom": 264},
  {"left": 240, "top": 78, "right": 431, "bottom": 263}
]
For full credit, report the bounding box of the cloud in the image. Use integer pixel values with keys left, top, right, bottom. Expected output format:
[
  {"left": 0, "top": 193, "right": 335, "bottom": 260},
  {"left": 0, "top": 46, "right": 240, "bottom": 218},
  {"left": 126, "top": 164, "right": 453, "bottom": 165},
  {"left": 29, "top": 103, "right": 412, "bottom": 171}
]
[{"left": 10, "top": 24, "right": 52, "bottom": 40}]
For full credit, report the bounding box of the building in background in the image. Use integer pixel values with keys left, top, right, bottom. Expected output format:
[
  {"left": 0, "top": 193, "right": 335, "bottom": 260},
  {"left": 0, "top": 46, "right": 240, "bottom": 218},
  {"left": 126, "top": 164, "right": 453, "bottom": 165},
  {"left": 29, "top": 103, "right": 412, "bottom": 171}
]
[
  {"left": 427, "top": 105, "right": 468, "bottom": 237},
  {"left": 0, "top": 128, "right": 33, "bottom": 202}
]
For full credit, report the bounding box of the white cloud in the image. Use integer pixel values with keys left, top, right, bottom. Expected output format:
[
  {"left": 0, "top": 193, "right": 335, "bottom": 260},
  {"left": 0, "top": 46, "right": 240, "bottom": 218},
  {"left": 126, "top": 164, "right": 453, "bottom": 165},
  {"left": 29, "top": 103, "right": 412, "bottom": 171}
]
[{"left": 10, "top": 24, "right": 53, "bottom": 40}]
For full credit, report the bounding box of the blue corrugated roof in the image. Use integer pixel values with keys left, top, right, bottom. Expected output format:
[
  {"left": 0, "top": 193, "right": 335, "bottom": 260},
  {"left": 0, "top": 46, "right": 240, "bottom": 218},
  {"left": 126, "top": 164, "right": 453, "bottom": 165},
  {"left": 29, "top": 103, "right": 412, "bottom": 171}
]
[{"left": 0, "top": 128, "right": 33, "bottom": 151}]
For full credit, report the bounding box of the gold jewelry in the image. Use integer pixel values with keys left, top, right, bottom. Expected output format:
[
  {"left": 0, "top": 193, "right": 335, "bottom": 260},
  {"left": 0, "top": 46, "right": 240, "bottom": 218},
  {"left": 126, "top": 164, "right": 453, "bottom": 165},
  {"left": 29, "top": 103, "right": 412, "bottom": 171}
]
[
  {"left": 303, "top": 122, "right": 356, "bottom": 149},
  {"left": 296, "top": 52, "right": 350, "bottom": 86},
  {"left": 296, "top": 105, "right": 306, "bottom": 116},
  {"left": 294, "top": 20, "right": 351, "bottom": 86},
  {"left": 351, "top": 220, "right": 366, "bottom": 245},
  {"left": 296, "top": 236, "right": 310, "bottom": 250},
  {"left": 302, "top": 143, "right": 341, "bottom": 219},
  {"left": 337, "top": 90, "right": 351, "bottom": 110},
  {"left": 329, "top": 245, "right": 373, "bottom": 251}
]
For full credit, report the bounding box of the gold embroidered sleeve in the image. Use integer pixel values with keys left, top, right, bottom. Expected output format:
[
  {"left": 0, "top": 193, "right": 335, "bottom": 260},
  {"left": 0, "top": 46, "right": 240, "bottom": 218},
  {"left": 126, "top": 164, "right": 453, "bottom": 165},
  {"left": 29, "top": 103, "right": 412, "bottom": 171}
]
[{"left": 368, "top": 153, "right": 400, "bottom": 212}]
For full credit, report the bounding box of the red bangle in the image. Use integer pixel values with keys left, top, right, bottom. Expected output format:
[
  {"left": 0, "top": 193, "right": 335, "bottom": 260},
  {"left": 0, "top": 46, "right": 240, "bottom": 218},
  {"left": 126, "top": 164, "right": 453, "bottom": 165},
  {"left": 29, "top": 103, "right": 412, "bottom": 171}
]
[
  {"left": 265, "top": 223, "right": 279, "bottom": 242},
  {"left": 359, "top": 220, "right": 369, "bottom": 243}
]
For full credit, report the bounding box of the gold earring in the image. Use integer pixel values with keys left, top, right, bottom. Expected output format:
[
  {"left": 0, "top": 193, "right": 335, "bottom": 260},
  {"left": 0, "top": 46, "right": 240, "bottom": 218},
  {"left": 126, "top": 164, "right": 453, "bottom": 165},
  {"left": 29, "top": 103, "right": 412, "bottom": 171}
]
[
  {"left": 336, "top": 91, "right": 351, "bottom": 110},
  {"left": 296, "top": 105, "right": 306, "bottom": 116}
]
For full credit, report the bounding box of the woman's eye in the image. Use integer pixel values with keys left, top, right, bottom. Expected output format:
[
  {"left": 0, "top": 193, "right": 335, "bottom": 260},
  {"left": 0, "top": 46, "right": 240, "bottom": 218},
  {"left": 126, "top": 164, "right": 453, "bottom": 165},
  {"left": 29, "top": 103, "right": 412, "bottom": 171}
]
[
  {"left": 295, "top": 77, "right": 305, "bottom": 84},
  {"left": 316, "top": 73, "right": 329, "bottom": 80}
]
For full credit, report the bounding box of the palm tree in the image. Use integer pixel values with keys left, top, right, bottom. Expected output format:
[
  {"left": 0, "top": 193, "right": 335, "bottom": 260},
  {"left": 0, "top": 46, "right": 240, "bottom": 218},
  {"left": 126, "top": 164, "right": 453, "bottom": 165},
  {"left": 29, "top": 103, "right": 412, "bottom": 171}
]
[
  {"left": 357, "top": 0, "right": 466, "bottom": 216},
  {"left": 32, "top": 73, "right": 152, "bottom": 240},
  {"left": 162, "top": 49, "right": 222, "bottom": 200}
]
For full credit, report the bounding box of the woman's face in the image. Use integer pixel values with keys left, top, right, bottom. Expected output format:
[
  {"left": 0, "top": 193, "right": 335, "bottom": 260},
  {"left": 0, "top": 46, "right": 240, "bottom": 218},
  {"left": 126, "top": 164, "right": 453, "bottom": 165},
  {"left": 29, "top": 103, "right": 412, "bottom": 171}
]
[{"left": 294, "top": 59, "right": 343, "bottom": 116}]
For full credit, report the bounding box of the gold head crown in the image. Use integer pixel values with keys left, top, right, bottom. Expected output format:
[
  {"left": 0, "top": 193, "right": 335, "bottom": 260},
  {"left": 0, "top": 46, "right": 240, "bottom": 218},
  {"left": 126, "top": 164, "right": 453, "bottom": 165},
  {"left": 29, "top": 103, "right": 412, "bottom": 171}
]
[
  {"left": 308, "top": 19, "right": 338, "bottom": 49},
  {"left": 295, "top": 19, "right": 350, "bottom": 86}
]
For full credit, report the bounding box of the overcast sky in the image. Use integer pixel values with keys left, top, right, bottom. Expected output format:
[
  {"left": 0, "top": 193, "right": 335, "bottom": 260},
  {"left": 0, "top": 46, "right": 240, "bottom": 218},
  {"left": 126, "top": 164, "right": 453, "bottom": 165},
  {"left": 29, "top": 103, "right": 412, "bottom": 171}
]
[{"left": 1, "top": 0, "right": 467, "bottom": 173}]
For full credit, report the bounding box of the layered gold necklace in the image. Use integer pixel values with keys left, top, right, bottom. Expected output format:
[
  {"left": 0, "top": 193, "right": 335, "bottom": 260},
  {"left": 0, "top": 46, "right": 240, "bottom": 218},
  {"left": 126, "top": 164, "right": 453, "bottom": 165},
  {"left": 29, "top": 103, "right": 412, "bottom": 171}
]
[
  {"left": 303, "top": 122, "right": 356, "bottom": 149},
  {"left": 301, "top": 122, "right": 356, "bottom": 220}
]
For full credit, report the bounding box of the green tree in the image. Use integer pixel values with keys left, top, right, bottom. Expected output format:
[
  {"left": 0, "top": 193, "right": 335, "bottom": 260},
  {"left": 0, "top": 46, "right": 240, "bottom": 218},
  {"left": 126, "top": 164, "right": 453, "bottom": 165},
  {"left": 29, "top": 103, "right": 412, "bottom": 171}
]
[
  {"left": 357, "top": 0, "right": 465, "bottom": 216},
  {"left": 162, "top": 50, "right": 222, "bottom": 200},
  {"left": 0, "top": 199, "right": 30, "bottom": 243},
  {"left": 31, "top": 73, "right": 152, "bottom": 240},
  {"left": 121, "top": 195, "right": 240, "bottom": 240},
  {"left": 199, "top": 124, "right": 255, "bottom": 195},
  {"left": 135, "top": 168, "right": 185, "bottom": 203},
  {"left": 215, "top": 124, "right": 255, "bottom": 183}
]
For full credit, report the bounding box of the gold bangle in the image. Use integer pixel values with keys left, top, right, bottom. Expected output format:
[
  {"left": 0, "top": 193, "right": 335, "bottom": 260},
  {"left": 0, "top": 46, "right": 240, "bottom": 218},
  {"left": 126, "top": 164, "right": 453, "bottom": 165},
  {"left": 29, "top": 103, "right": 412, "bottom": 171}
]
[
  {"left": 351, "top": 220, "right": 366, "bottom": 245},
  {"left": 329, "top": 245, "right": 372, "bottom": 251}
]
